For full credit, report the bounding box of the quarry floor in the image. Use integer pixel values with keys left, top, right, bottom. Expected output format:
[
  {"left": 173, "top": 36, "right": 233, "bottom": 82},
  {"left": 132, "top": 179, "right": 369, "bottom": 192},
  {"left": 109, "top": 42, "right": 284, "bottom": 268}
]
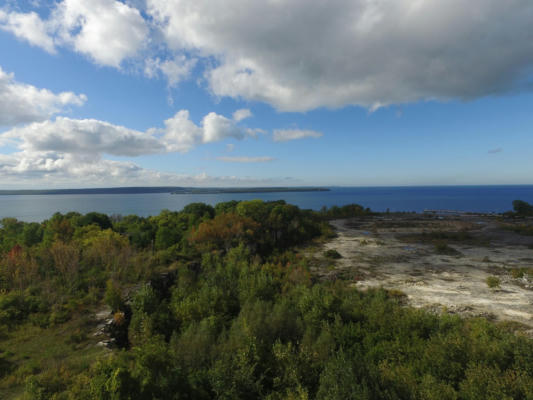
[{"left": 313, "top": 214, "right": 533, "bottom": 333}]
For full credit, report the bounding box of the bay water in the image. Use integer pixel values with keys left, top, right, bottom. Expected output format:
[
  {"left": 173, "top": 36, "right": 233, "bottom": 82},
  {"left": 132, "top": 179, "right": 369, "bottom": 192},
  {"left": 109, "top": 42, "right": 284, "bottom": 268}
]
[{"left": 1, "top": 185, "right": 532, "bottom": 222}]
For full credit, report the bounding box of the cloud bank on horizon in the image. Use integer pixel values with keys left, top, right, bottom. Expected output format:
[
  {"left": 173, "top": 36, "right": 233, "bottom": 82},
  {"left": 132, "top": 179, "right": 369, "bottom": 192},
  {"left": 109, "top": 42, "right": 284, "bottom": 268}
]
[
  {"left": 1, "top": 0, "right": 533, "bottom": 187},
  {"left": 0, "top": 108, "right": 278, "bottom": 186}
]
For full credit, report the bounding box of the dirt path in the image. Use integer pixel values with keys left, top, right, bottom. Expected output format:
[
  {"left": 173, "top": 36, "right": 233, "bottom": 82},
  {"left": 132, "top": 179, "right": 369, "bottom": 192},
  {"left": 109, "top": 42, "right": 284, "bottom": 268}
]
[{"left": 320, "top": 216, "right": 533, "bottom": 330}]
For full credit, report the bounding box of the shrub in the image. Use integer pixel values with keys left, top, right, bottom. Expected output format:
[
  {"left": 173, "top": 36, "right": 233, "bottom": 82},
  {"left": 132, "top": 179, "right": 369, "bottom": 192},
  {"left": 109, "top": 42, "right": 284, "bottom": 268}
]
[
  {"left": 323, "top": 249, "right": 342, "bottom": 259},
  {"left": 434, "top": 241, "right": 460, "bottom": 255},
  {"left": 104, "top": 279, "right": 124, "bottom": 312},
  {"left": 486, "top": 276, "right": 501, "bottom": 289}
]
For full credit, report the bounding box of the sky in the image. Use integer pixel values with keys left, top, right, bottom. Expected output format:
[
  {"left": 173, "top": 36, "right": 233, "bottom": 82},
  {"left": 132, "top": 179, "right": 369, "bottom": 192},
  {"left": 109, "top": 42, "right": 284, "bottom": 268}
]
[{"left": 0, "top": 0, "right": 532, "bottom": 188}]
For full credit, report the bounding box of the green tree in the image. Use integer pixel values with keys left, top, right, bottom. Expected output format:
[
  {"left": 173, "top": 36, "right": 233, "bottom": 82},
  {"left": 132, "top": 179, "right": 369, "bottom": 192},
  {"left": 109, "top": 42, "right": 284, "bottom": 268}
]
[{"left": 512, "top": 200, "right": 533, "bottom": 216}]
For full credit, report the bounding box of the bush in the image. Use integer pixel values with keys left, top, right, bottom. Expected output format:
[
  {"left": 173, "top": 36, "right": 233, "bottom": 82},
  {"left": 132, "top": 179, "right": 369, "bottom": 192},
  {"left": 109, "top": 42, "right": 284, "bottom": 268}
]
[
  {"left": 512, "top": 200, "right": 533, "bottom": 216},
  {"left": 486, "top": 276, "right": 501, "bottom": 289},
  {"left": 323, "top": 249, "right": 342, "bottom": 259},
  {"left": 104, "top": 279, "right": 124, "bottom": 312},
  {"left": 434, "top": 241, "right": 460, "bottom": 255}
]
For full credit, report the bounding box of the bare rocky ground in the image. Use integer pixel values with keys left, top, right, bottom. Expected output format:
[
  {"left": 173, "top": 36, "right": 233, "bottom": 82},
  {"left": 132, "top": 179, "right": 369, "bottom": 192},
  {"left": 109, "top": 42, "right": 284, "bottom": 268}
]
[{"left": 313, "top": 214, "right": 533, "bottom": 332}]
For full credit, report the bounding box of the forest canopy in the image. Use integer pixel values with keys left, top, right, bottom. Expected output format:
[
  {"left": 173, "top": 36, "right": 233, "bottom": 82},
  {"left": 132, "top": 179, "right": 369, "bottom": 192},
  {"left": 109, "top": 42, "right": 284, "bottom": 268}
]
[{"left": 0, "top": 201, "right": 531, "bottom": 399}]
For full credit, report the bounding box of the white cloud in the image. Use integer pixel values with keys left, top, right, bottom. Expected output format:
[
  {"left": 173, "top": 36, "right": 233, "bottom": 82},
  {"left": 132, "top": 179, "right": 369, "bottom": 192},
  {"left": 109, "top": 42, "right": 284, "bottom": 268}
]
[
  {"left": 3, "top": 108, "right": 256, "bottom": 156},
  {"left": 232, "top": 108, "right": 252, "bottom": 122},
  {"left": 52, "top": 0, "right": 148, "bottom": 67},
  {"left": 5, "top": 1, "right": 533, "bottom": 110},
  {"left": 203, "top": 112, "right": 245, "bottom": 143},
  {"left": 217, "top": 156, "right": 274, "bottom": 163},
  {"left": 0, "top": 9, "right": 55, "bottom": 53},
  {"left": 159, "top": 110, "right": 203, "bottom": 153},
  {"left": 273, "top": 129, "right": 322, "bottom": 142},
  {"left": 147, "top": 0, "right": 533, "bottom": 111},
  {"left": 144, "top": 55, "right": 197, "bottom": 87},
  {"left": 2, "top": 105, "right": 266, "bottom": 161},
  {"left": 1, "top": 0, "right": 148, "bottom": 68},
  {"left": 0, "top": 66, "right": 86, "bottom": 126},
  {"left": 0, "top": 107, "right": 305, "bottom": 186},
  {"left": 3, "top": 117, "right": 164, "bottom": 156},
  {"left": 0, "top": 150, "right": 279, "bottom": 187},
  {"left": 161, "top": 110, "right": 251, "bottom": 152}
]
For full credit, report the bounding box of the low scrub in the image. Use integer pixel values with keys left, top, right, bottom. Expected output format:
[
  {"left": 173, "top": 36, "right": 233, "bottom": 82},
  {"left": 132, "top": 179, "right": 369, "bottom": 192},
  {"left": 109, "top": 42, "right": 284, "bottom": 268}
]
[
  {"left": 323, "top": 249, "right": 342, "bottom": 259},
  {"left": 486, "top": 276, "right": 501, "bottom": 289}
]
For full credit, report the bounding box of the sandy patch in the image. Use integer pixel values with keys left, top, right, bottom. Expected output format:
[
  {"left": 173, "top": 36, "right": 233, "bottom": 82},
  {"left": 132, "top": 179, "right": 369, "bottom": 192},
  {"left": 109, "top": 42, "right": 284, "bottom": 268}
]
[{"left": 317, "top": 215, "right": 533, "bottom": 328}]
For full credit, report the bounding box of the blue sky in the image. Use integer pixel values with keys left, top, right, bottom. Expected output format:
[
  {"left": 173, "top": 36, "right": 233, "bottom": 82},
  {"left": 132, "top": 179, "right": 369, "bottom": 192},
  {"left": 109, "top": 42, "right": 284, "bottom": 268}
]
[{"left": 1, "top": 0, "right": 532, "bottom": 188}]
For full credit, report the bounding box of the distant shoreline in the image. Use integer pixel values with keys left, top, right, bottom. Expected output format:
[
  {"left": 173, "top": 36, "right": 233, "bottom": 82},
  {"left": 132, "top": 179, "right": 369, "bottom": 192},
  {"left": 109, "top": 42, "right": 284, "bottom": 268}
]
[
  {"left": 0, "top": 186, "right": 330, "bottom": 196},
  {"left": 171, "top": 187, "right": 330, "bottom": 194}
]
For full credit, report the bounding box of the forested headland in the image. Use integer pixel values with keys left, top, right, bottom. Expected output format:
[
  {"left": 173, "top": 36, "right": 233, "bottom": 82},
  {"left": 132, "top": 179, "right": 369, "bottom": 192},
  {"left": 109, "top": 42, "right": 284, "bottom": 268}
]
[{"left": 0, "top": 200, "right": 532, "bottom": 399}]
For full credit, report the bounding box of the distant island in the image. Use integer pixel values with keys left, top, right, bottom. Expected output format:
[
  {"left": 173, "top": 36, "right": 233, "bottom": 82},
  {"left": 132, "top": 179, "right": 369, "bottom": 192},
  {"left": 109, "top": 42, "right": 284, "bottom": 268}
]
[
  {"left": 171, "top": 187, "right": 330, "bottom": 194},
  {"left": 0, "top": 186, "right": 329, "bottom": 195}
]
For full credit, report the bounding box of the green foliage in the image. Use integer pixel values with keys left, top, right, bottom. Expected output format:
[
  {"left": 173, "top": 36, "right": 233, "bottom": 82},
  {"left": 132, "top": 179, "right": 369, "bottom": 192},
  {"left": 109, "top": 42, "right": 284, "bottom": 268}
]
[
  {"left": 104, "top": 279, "right": 124, "bottom": 312},
  {"left": 114, "top": 214, "right": 155, "bottom": 248},
  {"left": 505, "top": 223, "right": 533, "bottom": 236},
  {"left": 319, "top": 203, "right": 371, "bottom": 219},
  {"left": 67, "top": 252, "right": 533, "bottom": 400},
  {"left": 181, "top": 202, "right": 215, "bottom": 222},
  {"left": 78, "top": 212, "right": 112, "bottom": 230},
  {"left": 323, "top": 249, "right": 342, "bottom": 259},
  {"left": 510, "top": 267, "right": 533, "bottom": 279},
  {"left": 152, "top": 210, "right": 190, "bottom": 251},
  {"left": 0, "top": 291, "right": 44, "bottom": 327},
  {"left": 22, "top": 223, "right": 43, "bottom": 247},
  {"left": 0, "top": 204, "right": 532, "bottom": 399},
  {"left": 214, "top": 200, "right": 239, "bottom": 215},
  {"left": 434, "top": 241, "right": 460, "bottom": 255},
  {"left": 512, "top": 199, "right": 533, "bottom": 216},
  {"left": 486, "top": 276, "right": 501, "bottom": 289}
]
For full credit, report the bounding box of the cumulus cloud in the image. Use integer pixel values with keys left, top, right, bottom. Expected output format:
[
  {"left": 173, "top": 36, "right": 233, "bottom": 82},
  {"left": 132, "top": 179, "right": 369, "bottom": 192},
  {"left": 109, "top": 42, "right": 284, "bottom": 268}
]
[
  {"left": 273, "top": 129, "right": 323, "bottom": 142},
  {"left": 232, "top": 108, "right": 252, "bottom": 122},
  {"left": 144, "top": 55, "right": 197, "bottom": 87},
  {"left": 5, "top": 1, "right": 533, "bottom": 109},
  {"left": 3, "top": 117, "right": 164, "bottom": 156},
  {"left": 1, "top": 0, "right": 148, "bottom": 68},
  {"left": 0, "top": 66, "right": 86, "bottom": 126},
  {"left": 0, "top": 107, "right": 276, "bottom": 184},
  {"left": 217, "top": 156, "right": 274, "bottom": 163},
  {"left": 3, "top": 108, "right": 257, "bottom": 156},
  {"left": 52, "top": 0, "right": 148, "bottom": 67},
  {"left": 0, "top": 9, "right": 55, "bottom": 53},
  {"left": 0, "top": 151, "right": 278, "bottom": 187},
  {"left": 147, "top": 0, "right": 533, "bottom": 111},
  {"left": 161, "top": 110, "right": 251, "bottom": 152}
]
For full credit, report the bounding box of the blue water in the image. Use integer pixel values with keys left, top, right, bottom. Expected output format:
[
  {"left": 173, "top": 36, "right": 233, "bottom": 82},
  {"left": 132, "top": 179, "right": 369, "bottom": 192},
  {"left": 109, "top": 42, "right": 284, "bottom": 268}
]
[{"left": 1, "top": 186, "right": 532, "bottom": 222}]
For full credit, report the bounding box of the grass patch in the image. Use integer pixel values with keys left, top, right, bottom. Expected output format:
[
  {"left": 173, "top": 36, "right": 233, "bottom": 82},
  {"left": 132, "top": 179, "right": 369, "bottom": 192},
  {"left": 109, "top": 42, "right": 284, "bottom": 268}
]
[
  {"left": 0, "top": 314, "right": 106, "bottom": 399},
  {"left": 386, "top": 289, "right": 408, "bottom": 302},
  {"left": 501, "top": 223, "right": 533, "bottom": 236},
  {"left": 509, "top": 267, "right": 533, "bottom": 279},
  {"left": 399, "top": 230, "right": 489, "bottom": 246}
]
